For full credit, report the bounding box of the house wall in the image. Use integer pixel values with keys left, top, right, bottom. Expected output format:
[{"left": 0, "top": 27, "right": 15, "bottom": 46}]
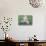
[{"left": 0, "top": 0, "right": 46, "bottom": 40}]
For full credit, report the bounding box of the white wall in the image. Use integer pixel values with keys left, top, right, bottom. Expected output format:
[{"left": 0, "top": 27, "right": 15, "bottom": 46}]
[
  {"left": 0, "top": 0, "right": 46, "bottom": 40},
  {"left": 44, "top": 15, "right": 46, "bottom": 40}
]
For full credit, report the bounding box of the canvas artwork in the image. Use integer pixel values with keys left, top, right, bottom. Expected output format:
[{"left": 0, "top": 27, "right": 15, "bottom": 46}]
[{"left": 18, "top": 15, "right": 32, "bottom": 25}]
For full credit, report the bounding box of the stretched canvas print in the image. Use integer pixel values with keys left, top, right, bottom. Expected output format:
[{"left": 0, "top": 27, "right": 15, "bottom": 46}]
[{"left": 18, "top": 15, "right": 32, "bottom": 25}]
